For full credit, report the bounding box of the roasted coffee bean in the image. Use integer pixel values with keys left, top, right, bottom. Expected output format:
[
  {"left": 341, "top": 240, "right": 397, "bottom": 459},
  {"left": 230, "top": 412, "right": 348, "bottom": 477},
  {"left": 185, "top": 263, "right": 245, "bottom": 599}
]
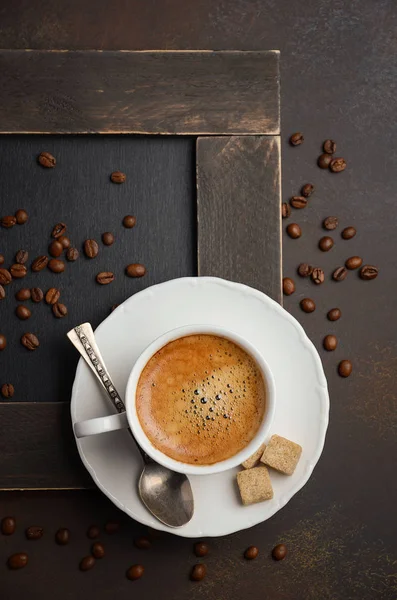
[
  {"left": 123, "top": 215, "right": 136, "bottom": 228},
  {"left": 300, "top": 298, "right": 316, "bottom": 313},
  {"left": 51, "top": 223, "right": 66, "bottom": 239},
  {"left": 330, "top": 157, "right": 346, "bottom": 173},
  {"left": 311, "top": 268, "right": 325, "bottom": 284},
  {"left": 38, "top": 151, "right": 56, "bottom": 168},
  {"left": 244, "top": 546, "right": 259, "bottom": 560},
  {"left": 21, "top": 333, "right": 39, "bottom": 351},
  {"left": 125, "top": 263, "right": 146, "bottom": 278},
  {"left": 360, "top": 265, "right": 378, "bottom": 280},
  {"left": 281, "top": 203, "right": 291, "bottom": 219},
  {"left": 16, "top": 305, "right": 31, "bottom": 320},
  {"left": 286, "top": 223, "right": 301, "bottom": 239},
  {"left": 8, "top": 553, "right": 28, "bottom": 570},
  {"left": 283, "top": 277, "right": 295, "bottom": 296},
  {"left": 26, "top": 526, "right": 43, "bottom": 540},
  {"left": 318, "top": 236, "right": 334, "bottom": 252},
  {"left": 135, "top": 536, "right": 151, "bottom": 550},
  {"left": 1, "top": 215, "right": 17, "bottom": 228},
  {"left": 127, "top": 564, "right": 144, "bottom": 581},
  {"left": 323, "top": 139, "right": 336, "bottom": 154},
  {"left": 102, "top": 232, "right": 115, "bottom": 246},
  {"left": 104, "top": 521, "right": 120, "bottom": 534},
  {"left": 323, "top": 216, "right": 339, "bottom": 231},
  {"left": 194, "top": 542, "right": 208, "bottom": 557},
  {"left": 10, "top": 264, "right": 27, "bottom": 279},
  {"left": 333, "top": 266, "right": 347, "bottom": 281},
  {"left": 318, "top": 153, "right": 332, "bottom": 169},
  {"left": 16, "top": 288, "right": 31, "bottom": 301},
  {"left": 52, "top": 303, "right": 67, "bottom": 318},
  {"left": 0, "top": 268, "right": 12, "bottom": 285},
  {"left": 15, "top": 209, "right": 28, "bottom": 224},
  {"left": 87, "top": 525, "right": 100, "bottom": 539},
  {"left": 190, "top": 564, "right": 206, "bottom": 581},
  {"left": 338, "top": 360, "right": 352, "bottom": 378},
  {"left": 345, "top": 256, "right": 363, "bottom": 270},
  {"left": 0, "top": 334, "right": 7, "bottom": 350},
  {"left": 272, "top": 544, "right": 287, "bottom": 561},
  {"left": 58, "top": 235, "right": 70, "bottom": 249},
  {"left": 96, "top": 272, "right": 115, "bottom": 285},
  {"left": 301, "top": 183, "right": 314, "bottom": 198},
  {"left": 91, "top": 543, "right": 105, "bottom": 559},
  {"left": 45, "top": 288, "right": 61, "bottom": 305},
  {"left": 49, "top": 240, "right": 63, "bottom": 257},
  {"left": 0, "top": 254, "right": 4, "bottom": 265},
  {"left": 80, "top": 556, "right": 95, "bottom": 571},
  {"left": 66, "top": 247, "right": 79, "bottom": 262},
  {"left": 48, "top": 259, "right": 65, "bottom": 273},
  {"left": 290, "top": 196, "right": 307, "bottom": 209},
  {"left": 110, "top": 171, "right": 126, "bottom": 183},
  {"left": 15, "top": 250, "right": 29, "bottom": 264},
  {"left": 327, "top": 308, "right": 341, "bottom": 321},
  {"left": 298, "top": 263, "right": 313, "bottom": 278},
  {"left": 55, "top": 528, "right": 70, "bottom": 545},
  {"left": 1, "top": 517, "right": 16, "bottom": 535},
  {"left": 31, "top": 256, "right": 48, "bottom": 272},
  {"left": 341, "top": 226, "right": 356, "bottom": 240},
  {"left": 289, "top": 132, "right": 304, "bottom": 146},
  {"left": 84, "top": 239, "right": 99, "bottom": 258},
  {"left": 0, "top": 285, "right": 5, "bottom": 300},
  {"left": 323, "top": 335, "right": 338, "bottom": 351},
  {"left": 31, "top": 288, "right": 44, "bottom": 303},
  {"left": 1, "top": 383, "right": 15, "bottom": 398}
]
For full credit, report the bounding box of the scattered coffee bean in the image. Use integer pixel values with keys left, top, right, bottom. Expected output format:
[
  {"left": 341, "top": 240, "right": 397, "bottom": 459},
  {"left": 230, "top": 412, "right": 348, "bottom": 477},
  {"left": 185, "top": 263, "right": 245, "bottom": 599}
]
[
  {"left": 290, "top": 196, "right": 307, "bottom": 209},
  {"left": 244, "top": 546, "right": 259, "bottom": 560},
  {"left": 286, "top": 223, "right": 301, "bottom": 239},
  {"left": 15, "top": 250, "right": 29, "bottom": 265},
  {"left": 318, "top": 236, "right": 334, "bottom": 252},
  {"left": 281, "top": 203, "right": 291, "bottom": 219},
  {"left": 110, "top": 171, "right": 126, "bottom": 184},
  {"left": 58, "top": 235, "right": 70, "bottom": 249},
  {"left": 51, "top": 223, "right": 66, "bottom": 239},
  {"left": 311, "top": 267, "right": 325, "bottom": 285},
  {"left": 330, "top": 157, "right": 347, "bottom": 173},
  {"left": 66, "top": 247, "right": 79, "bottom": 261},
  {"left": 0, "top": 268, "right": 12, "bottom": 285},
  {"left": 127, "top": 564, "right": 144, "bottom": 581},
  {"left": 1, "top": 517, "right": 16, "bottom": 535},
  {"left": 31, "top": 288, "right": 44, "bottom": 303},
  {"left": 87, "top": 525, "right": 100, "bottom": 539},
  {"left": 345, "top": 256, "right": 363, "bottom": 270},
  {"left": 52, "top": 303, "right": 68, "bottom": 318},
  {"left": 123, "top": 215, "right": 136, "bottom": 228},
  {"left": 31, "top": 256, "right": 49, "bottom": 272},
  {"left": 1, "top": 383, "right": 15, "bottom": 398},
  {"left": 360, "top": 265, "right": 378, "bottom": 280},
  {"left": 26, "top": 526, "right": 43, "bottom": 540},
  {"left": 318, "top": 153, "right": 332, "bottom": 169},
  {"left": 55, "top": 528, "right": 70, "bottom": 545},
  {"left": 323, "top": 139, "right": 336, "bottom": 154},
  {"left": 333, "top": 266, "right": 347, "bottom": 281},
  {"left": 10, "top": 264, "right": 27, "bottom": 279},
  {"left": 323, "top": 216, "right": 339, "bottom": 231},
  {"left": 0, "top": 255, "right": 4, "bottom": 265},
  {"left": 49, "top": 240, "right": 63, "bottom": 257},
  {"left": 327, "top": 308, "right": 341, "bottom": 321},
  {"left": 0, "top": 334, "right": 7, "bottom": 350},
  {"left": 96, "top": 272, "right": 115, "bottom": 285},
  {"left": 190, "top": 564, "right": 206, "bottom": 581},
  {"left": 194, "top": 542, "right": 208, "bottom": 557},
  {"left": 91, "top": 543, "right": 105, "bottom": 559},
  {"left": 338, "top": 360, "right": 353, "bottom": 378},
  {"left": 0, "top": 285, "right": 5, "bottom": 300},
  {"left": 80, "top": 556, "right": 95, "bottom": 571},
  {"left": 8, "top": 553, "right": 28, "bottom": 570},
  {"left": 301, "top": 183, "right": 314, "bottom": 198},
  {"left": 45, "top": 288, "right": 61, "bottom": 305},
  {"left": 341, "top": 226, "right": 356, "bottom": 240},
  {"left": 289, "top": 132, "right": 304, "bottom": 146},
  {"left": 16, "top": 305, "right": 31, "bottom": 320},
  {"left": 48, "top": 259, "right": 65, "bottom": 273},
  {"left": 125, "top": 263, "right": 146, "bottom": 278},
  {"left": 135, "top": 536, "right": 151, "bottom": 550},
  {"left": 84, "top": 239, "right": 99, "bottom": 258},
  {"left": 323, "top": 335, "right": 338, "bottom": 351},
  {"left": 104, "top": 521, "right": 120, "bottom": 534},
  {"left": 102, "top": 232, "right": 115, "bottom": 246},
  {"left": 300, "top": 298, "right": 316, "bottom": 313},
  {"left": 272, "top": 544, "right": 287, "bottom": 561},
  {"left": 16, "top": 288, "right": 31, "bottom": 301},
  {"left": 283, "top": 277, "right": 295, "bottom": 296},
  {"left": 21, "top": 333, "right": 39, "bottom": 351},
  {"left": 1, "top": 215, "right": 17, "bottom": 228},
  {"left": 15, "top": 209, "right": 28, "bottom": 225},
  {"left": 38, "top": 151, "right": 56, "bottom": 168},
  {"left": 298, "top": 263, "right": 313, "bottom": 278}
]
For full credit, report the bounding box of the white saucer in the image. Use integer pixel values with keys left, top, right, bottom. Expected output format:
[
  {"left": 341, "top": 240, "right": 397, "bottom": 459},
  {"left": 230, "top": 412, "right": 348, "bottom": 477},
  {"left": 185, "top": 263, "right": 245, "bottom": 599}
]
[{"left": 71, "top": 277, "right": 329, "bottom": 538}]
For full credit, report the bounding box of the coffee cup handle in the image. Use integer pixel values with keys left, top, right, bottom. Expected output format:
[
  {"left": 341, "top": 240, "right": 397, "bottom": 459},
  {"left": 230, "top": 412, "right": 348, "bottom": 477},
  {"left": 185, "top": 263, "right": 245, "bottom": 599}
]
[{"left": 74, "top": 412, "right": 129, "bottom": 438}]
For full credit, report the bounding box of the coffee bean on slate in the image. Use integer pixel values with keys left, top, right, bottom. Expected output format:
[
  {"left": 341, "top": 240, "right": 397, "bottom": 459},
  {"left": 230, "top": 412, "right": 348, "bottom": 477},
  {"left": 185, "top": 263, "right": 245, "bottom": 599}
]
[
  {"left": 127, "top": 564, "right": 144, "bottom": 581},
  {"left": 301, "top": 183, "right": 314, "bottom": 198},
  {"left": 38, "top": 151, "right": 56, "bottom": 168},
  {"left": 26, "top": 526, "right": 43, "bottom": 540},
  {"left": 0, "top": 334, "right": 7, "bottom": 350},
  {"left": 87, "top": 525, "right": 100, "bottom": 540},
  {"left": 0, "top": 255, "right": 4, "bottom": 265},
  {"left": 323, "top": 216, "right": 339, "bottom": 231},
  {"left": 300, "top": 298, "right": 316, "bottom": 313},
  {"left": 244, "top": 546, "right": 259, "bottom": 560},
  {"left": 16, "top": 288, "right": 31, "bottom": 301},
  {"left": 80, "top": 556, "right": 95, "bottom": 571},
  {"left": 84, "top": 239, "right": 99, "bottom": 258},
  {"left": 330, "top": 157, "right": 346, "bottom": 173},
  {"left": 125, "top": 263, "right": 146, "bottom": 278},
  {"left": 190, "top": 564, "right": 206, "bottom": 581},
  {"left": 102, "top": 232, "right": 115, "bottom": 246},
  {"left": 286, "top": 223, "right": 301, "bottom": 239},
  {"left": 1, "top": 383, "right": 15, "bottom": 398},
  {"left": 327, "top": 308, "right": 341, "bottom": 321},
  {"left": 31, "top": 288, "right": 44, "bottom": 303},
  {"left": 135, "top": 537, "right": 151, "bottom": 550},
  {"left": 360, "top": 265, "right": 378, "bottom": 280},
  {"left": 194, "top": 542, "right": 208, "bottom": 557},
  {"left": 15, "top": 250, "right": 29, "bottom": 264},
  {"left": 8, "top": 553, "right": 28, "bottom": 570},
  {"left": 311, "top": 268, "right": 325, "bottom": 284},
  {"left": 1, "top": 517, "right": 16, "bottom": 535},
  {"left": 66, "top": 247, "right": 79, "bottom": 261},
  {"left": 45, "top": 288, "right": 61, "bottom": 305},
  {"left": 1, "top": 215, "right": 17, "bottom": 228},
  {"left": 0, "top": 285, "right": 5, "bottom": 300},
  {"left": 52, "top": 303, "right": 68, "bottom": 318},
  {"left": 272, "top": 544, "right": 287, "bottom": 561},
  {"left": 96, "top": 272, "right": 115, "bottom": 285},
  {"left": 31, "top": 256, "right": 49, "bottom": 272},
  {"left": 338, "top": 360, "right": 353, "bottom": 378},
  {"left": 91, "top": 543, "right": 105, "bottom": 559},
  {"left": 21, "top": 333, "right": 39, "bottom": 351},
  {"left": 0, "top": 268, "right": 12, "bottom": 285},
  {"left": 123, "top": 215, "right": 136, "bottom": 228},
  {"left": 55, "top": 528, "right": 70, "bottom": 545},
  {"left": 323, "top": 335, "right": 338, "bottom": 351},
  {"left": 298, "top": 263, "right": 313, "bottom": 277},
  {"left": 104, "top": 521, "right": 120, "bottom": 534},
  {"left": 51, "top": 223, "right": 67, "bottom": 239},
  {"left": 49, "top": 240, "right": 63, "bottom": 257},
  {"left": 318, "top": 153, "right": 333, "bottom": 169},
  {"left": 318, "top": 236, "right": 334, "bottom": 252},
  {"left": 110, "top": 171, "right": 126, "bottom": 183},
  {"left": 16, "top": 305, "right": 31, "bottom": 320},
  {"left": 341, "top": 226, "right": 356, "bottom": 240},
  {"left": 290, "top": 196, "right": 307, "bottom": 209},
  {"left": 58, "top": 235, "right": 70, "bottom": 249},
  {"left": 333, "top": 266, "right": 347, "bottom": 281},
  {"left": 281, "top": 203, "right": 291, "bottom": 219},
  {"left": 289, "top": 132, "right": 304, "bottom": 146},
  {"left": 15, "top": 209, "right": 28, "bottom": 225},
  {"left": 48, "top": 259, "right": 65, "bottom": 273},
  {"left": 345, "top": 256, "right": 363, "bottom": 270},
  {"left": 283, "top": 277, "right": 295, "bottom": 296},
  {"left": 10, "top": 264, "right": 27, "bottom": 279},
  {"left": 323, "top": 139, "right": 336, "bottom": 154}
]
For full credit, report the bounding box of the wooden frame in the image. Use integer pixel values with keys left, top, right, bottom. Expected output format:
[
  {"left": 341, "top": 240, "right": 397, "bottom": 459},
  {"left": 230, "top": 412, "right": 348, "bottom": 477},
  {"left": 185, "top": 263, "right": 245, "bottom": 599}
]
[{"left": 0, "top": 50, "right": 281, "bottom": 489}]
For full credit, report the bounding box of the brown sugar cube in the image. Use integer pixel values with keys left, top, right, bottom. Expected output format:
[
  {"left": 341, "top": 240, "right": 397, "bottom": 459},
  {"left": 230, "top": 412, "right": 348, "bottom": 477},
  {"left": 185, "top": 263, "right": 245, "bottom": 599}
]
[
  {"left": 241, "top": 443, "right": 266, "bottom": 469},
  {"left": 261, "top": 434, "right": 302, "bottom": 475},
  {"left": 237, "top": 466, "right": 273, "bottom": 505}
]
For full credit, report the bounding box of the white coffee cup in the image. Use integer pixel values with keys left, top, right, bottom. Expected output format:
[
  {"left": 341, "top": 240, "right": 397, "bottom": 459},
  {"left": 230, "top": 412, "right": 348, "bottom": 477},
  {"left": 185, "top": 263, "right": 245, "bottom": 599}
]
[{"left": 74, "top": 324, "right": 276, "bottom": 475}]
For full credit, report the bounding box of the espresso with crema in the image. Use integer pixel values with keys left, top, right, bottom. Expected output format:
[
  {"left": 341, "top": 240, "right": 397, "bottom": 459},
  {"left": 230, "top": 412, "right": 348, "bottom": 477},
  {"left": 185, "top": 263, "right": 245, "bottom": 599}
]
[{"left": 136, "top": 334, "right": 266, "bottom": 465}]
